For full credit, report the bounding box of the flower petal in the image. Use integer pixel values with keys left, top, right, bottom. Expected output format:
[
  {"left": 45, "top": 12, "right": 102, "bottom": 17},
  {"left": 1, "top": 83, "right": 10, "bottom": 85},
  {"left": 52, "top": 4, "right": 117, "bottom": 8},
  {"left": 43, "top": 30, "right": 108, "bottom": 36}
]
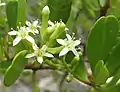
[
  {"left": 33, "top": 20, "right": 38, "bottom": 26},
  {"left": 26, "top": 21, "right": 31, "bottom": 26},
  {"left": 65, "top": 27, "right": 69, "bottom": 31},
  {"left": 8, "top": 31, "right": 17, "bottom": 35},
  {"left": 37, "top": 57, "right": 43, "bottom": 64},
  {"left": 74, "top": 40, "right": 80, "bottom": 46},
  {"left": 56, "top": 39, "right": 66, "bottom": 45},
  {"left": 32, "top": 44, "right": 38, "bottom": 50},
  {"left": 66, "top": 34, "right": 72, "bottom": 41},
  {"left": 25, "top": 53, "right": 35, "bottom": 58},
  {"left": 34, "top": 29, "right": 39, "bottom": 34},
  {"left": 13, "top": 37, "right": 21, "bottom": 46},
  {"left": 71, "top": 48, "right": 79, "bottom": 56},
  {"left": 25, "top": 36, "right": 35, "bottom": 44},
  {"left": 48, "top": 20, "right": 54, "bottom": 26},
  {"left": 59, "top": 47, "right": 69, "bottom": 56},
  {"left": 41, "top": 45, "right": 47, "bottom": 51},
  {"left": 44, "top": 53, "right": 54, "bottom": 58}
]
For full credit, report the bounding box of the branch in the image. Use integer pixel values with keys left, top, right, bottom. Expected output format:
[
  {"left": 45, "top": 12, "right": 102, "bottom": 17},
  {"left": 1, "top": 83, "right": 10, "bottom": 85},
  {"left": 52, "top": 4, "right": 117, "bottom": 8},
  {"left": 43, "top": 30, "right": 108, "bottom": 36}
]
[
  {"left": 99, "top": 0, "right": 110, "bottom": 17},
  {"left": 24, "top": 64, "right": 56, "bottom": 70}
]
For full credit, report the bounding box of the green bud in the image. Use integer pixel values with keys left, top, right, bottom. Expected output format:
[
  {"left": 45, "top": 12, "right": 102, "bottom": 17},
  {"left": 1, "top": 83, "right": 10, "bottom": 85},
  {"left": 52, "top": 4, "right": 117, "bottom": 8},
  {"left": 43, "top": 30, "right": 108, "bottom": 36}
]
[
  {"left": 43, "top": 26, "right": 55, "bottom": 43},
  {"left": 42, "top": 6, "right": 50, "bottom": 16},
  {"left": 47, "top": 21, "right": 66, "bottom": 47},
  {"left": 41, "top": 6, "right": 50, "bottom": 41},
  {"left": 66, "top": 73, "right": 73, "bottom": 82}
]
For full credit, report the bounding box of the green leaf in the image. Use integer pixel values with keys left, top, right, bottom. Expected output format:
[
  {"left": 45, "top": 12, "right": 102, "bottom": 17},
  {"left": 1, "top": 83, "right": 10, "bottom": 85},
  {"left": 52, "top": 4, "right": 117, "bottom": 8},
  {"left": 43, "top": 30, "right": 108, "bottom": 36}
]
[
  {"left": 99, "top": 0, "right": 106, "bottom": 7},
  {"left": 107, "top": 68, "right": 120, "bottom": 87},
  {"left": 72, "top": 58, "right": 87, "bottom": 82},
  {"left": 106, "top": 41, "right": 120, "bottom": 75},
  {"left": 6, "top": 0, "right": 26, "bottom": 29},
  {"left": 6, "top": 0, "right": 18, "bottom": 29},
  {"left": 16, "top": 0, "right": 26, "bottom": 26},
  {"left": 86, "top": 15, "right": 119, "bottom": 71},
  {"left": 94, "top": 60, "right": 109, "bottom": 85},
  {"left": 47, "top": 0, "right": 72, "bottom": 23},
  {"left": 4, "top": 50, "right": 28, "bottom": 86}
]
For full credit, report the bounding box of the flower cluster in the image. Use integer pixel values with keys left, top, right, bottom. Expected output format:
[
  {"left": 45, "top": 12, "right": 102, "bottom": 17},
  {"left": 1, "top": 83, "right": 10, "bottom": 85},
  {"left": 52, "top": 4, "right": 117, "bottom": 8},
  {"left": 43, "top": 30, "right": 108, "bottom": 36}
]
[
  {"left": 8, "top": 20, "right": 39, "bottom": 46},
  {"left": 8, "top": 19, "right": 81, "bottom": 64}
]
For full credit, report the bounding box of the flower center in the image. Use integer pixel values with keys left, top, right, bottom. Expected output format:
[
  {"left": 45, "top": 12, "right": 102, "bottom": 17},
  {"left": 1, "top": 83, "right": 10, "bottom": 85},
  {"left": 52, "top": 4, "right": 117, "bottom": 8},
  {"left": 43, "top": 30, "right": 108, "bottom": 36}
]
[
  {"left": 18, "top": 29, "right": 28, "bottom": 39},
  {"left": 34, "top": 49, "right": 45, "bottom": 57},
  {"left": 66, "top": 40, "right": 74, "bottom": 49}
]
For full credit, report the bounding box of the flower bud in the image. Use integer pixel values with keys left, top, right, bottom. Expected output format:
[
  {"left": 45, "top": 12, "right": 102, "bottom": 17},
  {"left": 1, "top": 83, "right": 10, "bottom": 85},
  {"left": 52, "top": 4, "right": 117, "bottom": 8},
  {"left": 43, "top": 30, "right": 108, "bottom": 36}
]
[{"left": 42, "top": 6, "right": 50, "bottom": 16}]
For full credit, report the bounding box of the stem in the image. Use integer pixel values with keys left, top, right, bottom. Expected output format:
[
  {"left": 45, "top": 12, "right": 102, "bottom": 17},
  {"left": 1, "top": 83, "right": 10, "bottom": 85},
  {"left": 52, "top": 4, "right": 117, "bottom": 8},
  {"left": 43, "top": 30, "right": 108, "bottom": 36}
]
[
  {"left": 32, "top": 70, "right": 38, "bottom": 92},
  {"left": 99, "top": 0, "right": 110, "bottom": 17}
]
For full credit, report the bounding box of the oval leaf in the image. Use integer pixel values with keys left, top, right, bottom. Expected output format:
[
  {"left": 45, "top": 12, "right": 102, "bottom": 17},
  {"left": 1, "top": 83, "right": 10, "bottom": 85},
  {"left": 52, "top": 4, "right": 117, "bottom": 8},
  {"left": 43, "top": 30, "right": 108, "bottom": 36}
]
[
  {"left": 94, "top": 60, "right": 109, "bottom": 85},
  {"left": 4, "top": 50, "right": 28, "bottom": 86},
  {"left": 86, "top": 15, "right": 119, "bottom": 71},
  {"left": 106, "top": 41, "right": 120, "bottom": 75}
]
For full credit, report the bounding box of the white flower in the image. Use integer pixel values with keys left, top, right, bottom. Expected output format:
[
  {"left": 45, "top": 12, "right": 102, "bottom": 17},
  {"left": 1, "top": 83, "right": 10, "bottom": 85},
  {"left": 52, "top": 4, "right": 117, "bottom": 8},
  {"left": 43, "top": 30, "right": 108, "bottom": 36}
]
[
  {"left": 8, "top": 26, "right": 35, "bottom": 46},
  {"left": 25, "top": 44, "right": 54, "bottom": 64},
  {"left": 57, "top": 34, "right": 80, "bottom": 57},
  {"left": 26, "top": 20, "right": 40, "bottom": 34}
]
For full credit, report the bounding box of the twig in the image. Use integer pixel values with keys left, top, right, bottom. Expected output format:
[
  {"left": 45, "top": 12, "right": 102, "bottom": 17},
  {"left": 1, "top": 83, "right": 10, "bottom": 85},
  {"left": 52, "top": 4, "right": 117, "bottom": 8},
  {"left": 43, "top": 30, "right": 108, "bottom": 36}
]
[
  {"left": 99, "top": 0, "right": 110, "bottom": 17},
  {"left": 24, "top": 64, "right": 56, "bottom": 70}
]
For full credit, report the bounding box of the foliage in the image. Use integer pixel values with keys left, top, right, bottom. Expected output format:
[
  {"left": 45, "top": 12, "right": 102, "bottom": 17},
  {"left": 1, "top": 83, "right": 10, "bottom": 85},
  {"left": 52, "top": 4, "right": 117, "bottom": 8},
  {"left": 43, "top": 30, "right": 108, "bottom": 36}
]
[{"left": 0, "top": 0, "right": 120, "bottom": 92}]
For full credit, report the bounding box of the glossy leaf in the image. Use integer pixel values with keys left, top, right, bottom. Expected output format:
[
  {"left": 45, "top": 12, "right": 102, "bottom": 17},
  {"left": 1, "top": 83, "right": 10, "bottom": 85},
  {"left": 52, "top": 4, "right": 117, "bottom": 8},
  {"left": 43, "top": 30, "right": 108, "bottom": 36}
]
[
  {"left": 86, "top": 15, "right": 119, "bottom": 71},
  {"left": 16, "top": 0, "right": 26, "bottom": 26},
  {"left": 107, "top": 68, "right": 120, "bottom": 87},
  {"left": 106, "top": 41, "right": 120, "bottom": 75},
  {"left": 4, "top": 50, "right": 28, "bottom": 86},
  {"left": 6, "top": 0, "right": 26, "bottom": 29},
  {"left": 6, "top": 0, "right": 18, "bottom": 29},
  {"left": 94, "top": 60, "right": 109, "bottom": 85}
]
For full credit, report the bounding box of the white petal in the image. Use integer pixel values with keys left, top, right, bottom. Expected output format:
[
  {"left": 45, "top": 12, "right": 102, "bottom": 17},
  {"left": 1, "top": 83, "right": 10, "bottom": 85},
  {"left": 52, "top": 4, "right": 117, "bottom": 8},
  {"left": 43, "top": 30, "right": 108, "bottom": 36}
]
[
  {"left": 48, "top": 20, "right": 54, "bottom": 26},
  {"left": 37, "top": 57, "right": 43, "bottom": 64},
  {"left": 26, "top": 27, "right": 35, "bottom": 35},
  {"left": 41, "top": 45, "right": 47, "bottom": 51},
  {"left": 25, "top": 53, "right": 35, "bottom": 58},
  {"left": 8, "top": 31, "right": 17, "bottom": 35},
  {"left": 26, "top": 21, "right": 31, "bottom": 26},
  {"left": 65, "top": 27, "right": 69, "bottom": 31},
  {"left": 56, "top": 39, "right": 66, "bottom": 45},
  {"left": 20, "top": 26, "right": 26, "bottom": 31},
  {"left": 66, "top": 34, "right": 72, "bottom": 41},
  {"left": 13, "top": 37, "right": 21, "bottom": 46},
  {"left": 25, "top": 36, "right": 35, "bottom": 44},
  {"left": 32, "top": 44, "right": 38, "bottom": 50},
  {"left": 106, "top": 77, "right": 113, "bottom": 83},
  {"left": 44, "top": 53, "right": 54, "bottom": 57},
  {"left": 33, "top": 20, "right": 38, "bottom": 26},
  {"left": 34, "top": 29, "right": 39, "bottom": 34},
  {"left": 59, "top": 47, "right": 69, "bottom": 56},
  {"left": 74, "top": 40, "right": 80, "bottom": 46},
  {"left": 71, "top": 48, "right": 79, "bottom": 56}
]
